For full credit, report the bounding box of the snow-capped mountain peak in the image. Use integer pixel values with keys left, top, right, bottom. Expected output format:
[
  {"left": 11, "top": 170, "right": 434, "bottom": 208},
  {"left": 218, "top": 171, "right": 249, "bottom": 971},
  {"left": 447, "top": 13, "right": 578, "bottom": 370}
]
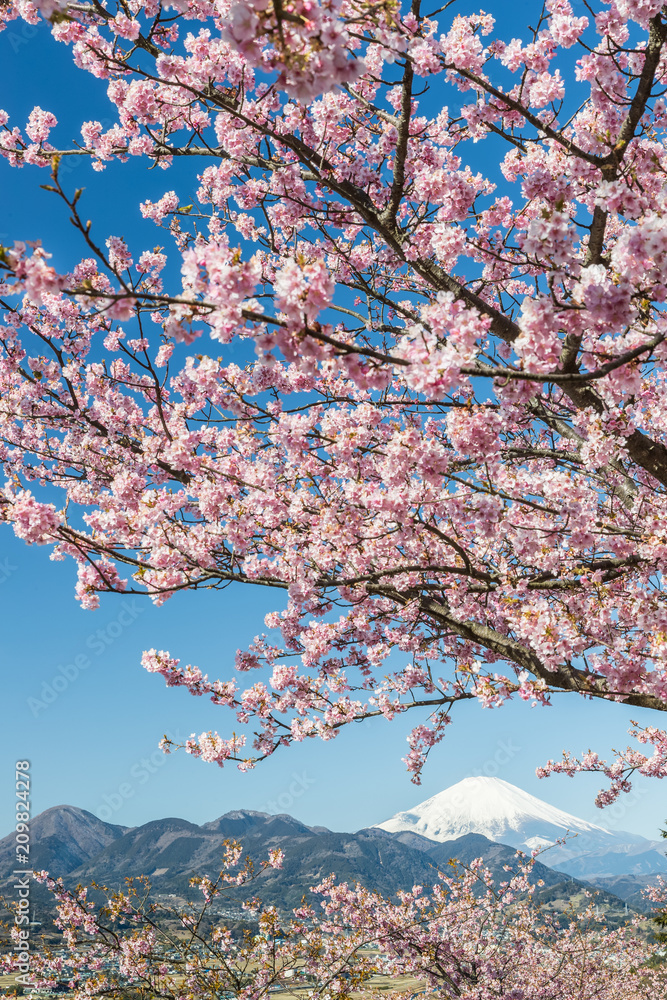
[{"left": 374, "top": 776, "right": 648, "bottom": 862}]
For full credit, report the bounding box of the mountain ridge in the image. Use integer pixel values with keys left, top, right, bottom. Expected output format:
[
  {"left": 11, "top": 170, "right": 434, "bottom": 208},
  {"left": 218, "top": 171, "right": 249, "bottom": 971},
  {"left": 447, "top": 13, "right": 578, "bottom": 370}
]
[
  {"left": 0, "top": 804, "right": 129, "bottom": 877},
  {"left": 1, "top": 805, "right": 632, "bottom": 917},
  {"left": 1, "top": 780, "right": 662, "bottom": 925}
]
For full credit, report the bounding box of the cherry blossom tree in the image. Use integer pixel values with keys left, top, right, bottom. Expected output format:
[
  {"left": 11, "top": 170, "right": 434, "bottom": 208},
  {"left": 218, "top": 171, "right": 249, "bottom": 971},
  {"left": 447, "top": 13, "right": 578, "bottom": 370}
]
[
  {"left": 2, "top": 843, "right": 663, "bottom": 1000},
  {"left": 3, "top": 0, "right": 667, "bottom": 792}
]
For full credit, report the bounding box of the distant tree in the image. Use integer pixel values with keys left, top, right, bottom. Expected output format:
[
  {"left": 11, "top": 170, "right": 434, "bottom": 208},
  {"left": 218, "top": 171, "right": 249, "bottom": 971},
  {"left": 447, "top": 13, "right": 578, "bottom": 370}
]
[{"left": 2, "top": 0, "right": 667, "bottom": 797}]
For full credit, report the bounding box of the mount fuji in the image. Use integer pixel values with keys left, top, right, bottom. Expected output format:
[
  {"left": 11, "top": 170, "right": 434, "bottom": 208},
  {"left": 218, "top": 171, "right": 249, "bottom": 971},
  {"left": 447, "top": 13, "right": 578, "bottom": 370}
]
[{"left": 374, "top": 776, "right": 667, "bottom": 877}]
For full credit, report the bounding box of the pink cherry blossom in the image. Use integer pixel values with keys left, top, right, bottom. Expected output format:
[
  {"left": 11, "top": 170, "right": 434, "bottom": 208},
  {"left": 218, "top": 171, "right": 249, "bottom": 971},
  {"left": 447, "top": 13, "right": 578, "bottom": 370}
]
[
  {"left": 10, "top": 840, "right": 661, "bottom": 1000},
  {"left": 25, "top": 106, "right": 57, "bottom": 143},
  {"left": 2, "top": 0, "right": 667, "bottom": 797}
]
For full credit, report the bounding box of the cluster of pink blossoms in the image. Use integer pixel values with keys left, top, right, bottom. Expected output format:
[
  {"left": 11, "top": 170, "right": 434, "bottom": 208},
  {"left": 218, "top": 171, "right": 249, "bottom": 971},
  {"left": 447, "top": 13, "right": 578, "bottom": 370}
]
[
  {"left": 3, "top": 843, "right": 661, "bottom": 1000},
  {"left": 222, "top": 0, "right": 364, "bottom": 101},
  {"left": 2, "top": 0, "right": 667, "bottom": 799}
]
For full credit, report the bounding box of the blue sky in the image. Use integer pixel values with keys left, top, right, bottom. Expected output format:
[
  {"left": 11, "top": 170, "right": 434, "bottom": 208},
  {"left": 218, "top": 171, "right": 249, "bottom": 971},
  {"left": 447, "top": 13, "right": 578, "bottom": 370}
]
[
  {"left": 0, "top": 4, "right": 666, "bottom": 843},
  {"left": 0, "top": 525, "right": 663, "bottom": 840}
]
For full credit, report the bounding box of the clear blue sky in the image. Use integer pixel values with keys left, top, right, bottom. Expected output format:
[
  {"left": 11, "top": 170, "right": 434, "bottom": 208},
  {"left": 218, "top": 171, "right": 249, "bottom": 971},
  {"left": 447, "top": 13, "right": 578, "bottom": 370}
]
[{"left": 0, "top": 4, "right": 665, "bottom": 843}]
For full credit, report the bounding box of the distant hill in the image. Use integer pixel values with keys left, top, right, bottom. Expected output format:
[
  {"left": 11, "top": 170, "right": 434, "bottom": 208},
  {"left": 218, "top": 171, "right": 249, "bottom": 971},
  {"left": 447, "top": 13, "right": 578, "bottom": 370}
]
[
  {"left": 0, "top": 806, "right": 130, "bottom": 937},
  {"left": 0, "top": 806, "right": 647, "bottom": 930},
  {"left": 69, "top": 811, "right": 440, "bottom": 908},
  {"left": 554, "top": 842, "right": 667, "bottom": 879},
  {"left": 366, "top": 826, "right": 643, "bottom": 925},
  {"left": 0, "top": 805, "right": 128, "bottom": 877},
  {"left": 580, "top": 871, "right": 663, "bottom": 912}
]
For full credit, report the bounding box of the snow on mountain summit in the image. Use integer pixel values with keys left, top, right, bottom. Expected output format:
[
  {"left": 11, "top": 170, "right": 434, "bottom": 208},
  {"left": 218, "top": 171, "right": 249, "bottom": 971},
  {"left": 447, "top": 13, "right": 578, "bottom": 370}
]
[{"left": 374, "top": 776, "right": 647, "bottom": 861}]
